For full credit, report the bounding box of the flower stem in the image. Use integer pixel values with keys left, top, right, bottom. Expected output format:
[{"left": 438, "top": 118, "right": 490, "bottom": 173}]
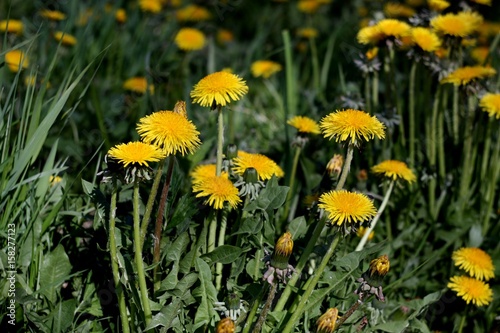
[
  {"left": 409, "top": 61, "right": 417, "bottom": 165},
  {"left": 310, "top": 37, "right": 321, "bottom": 98},
  {"left": 458, "top": 96, "right": 476, "bottom": 208},
  {"left": 356, "top": 180, "right": 394, "bottom": 251},
  {"left": 457, "top": 311, "right": 467, "bottom": 333},
  {"left": 253, "top": 234, "right": 264, "bottom": 281},
  {"left": 335, "top": 296, "right": 364, "bottom": 330},
  {"left": 153, "top": 156, "right": 175, "bottom": 292},
  {"left": 284, "top": 145, "right": 302, "bottom": 221},
  {"left": 281, "top": 236, "right": 340, "bottom": 333},
  {"left": 365, "top": 74, "right": 371, "bottom": 114},
  {"left": 252, "top": 282, "right": 278, "bottom": 333},
  {"left": 242, "top": 285, "right": 268, "bottom": 333},
  {"left": 215, "top": 208, "right": 228, "bottom": 291},
  {"left": 372, "top": 71, "right": 379, "bottom": 112},
  {"left": 483, "top": 125, "right": 500, "bottom": 235},
  {"left": 283, "top": 30, "right": 296, "bottom": 118},
  {"left": 452, "top": 85, "right": 459, "bottom": 145},
  {"left": 109, "top": 178, "right": 130, "bottom": 333},
  {"left": 208, "top": 212, "right": 218, "bottom": 254},
  {"left": 216, "top": 105, "right": 224, "bottom": 176},
  {"left": 140, "top": 159, "right": 165, "bottom": 249},
  {"left": 336, "top": 143, "right": 354, "bottom": 190},
  {"left": 133, "top": 179, "right": 152, "bottom": 326}
]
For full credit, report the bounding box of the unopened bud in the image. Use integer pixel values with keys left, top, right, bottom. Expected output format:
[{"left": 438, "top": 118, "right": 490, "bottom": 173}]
[
  {"left": 316, "top": 308, "right": 339, "bottom": 333},
  {"left": 271, "top": 231, "right": 294, "bottom": 269},
  {"left": 216, "top": 317, "right": 235, "bottom": 333},
  {"left": 326, "top": 154, "right": 343, "bottom": 176},
  {"left": 173, "top": 100, "right": 187, "bottom": 118}
]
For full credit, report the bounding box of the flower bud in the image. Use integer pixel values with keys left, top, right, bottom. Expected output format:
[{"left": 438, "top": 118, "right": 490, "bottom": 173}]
[
  {"left": 226, "top": 144, "right": 238, "bottom": 160},
  {"left": 271, "top": 231, "right": 294, "bottom": 270},
  {"left": 173, "top": 100, "right": 187, "bottom": 118},
  {"left": 326, "top": 154, "right": 343, "bottom": 176},
  {"left": 216, "top": 317, "right": 235, "bottom": 333},
  {"left": 316, "top": 308, "right": 339, "bottom": 333}
]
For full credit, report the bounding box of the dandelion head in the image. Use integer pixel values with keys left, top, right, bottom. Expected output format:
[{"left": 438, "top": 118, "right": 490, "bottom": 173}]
[
  {"left": 250, "top": 60, "right": 282, "bottom": 79},
  {"left": 176, "top": 4, "right": 212, "bottom": 22},
  {"left": 193, "top": 175, "right": 241, "bottom": 209},
  {"left": 40, "top": 9, "right": 66, "bottom": 21},
  {"left": 139, "top": 0, "right": 162, "bottom": 13},
  {"left": 357, "top": 25, "right": 383, "bottom": 45},
  {"left": 412, "top": 27, "right": 441, "bottom": 52},
  {"left": 376, "top": 19, "right": 412, "bottom": 39},
  {"left": 5, "top": 50, "right": 29, "bottom": 72},
  {"left": 427, "top": 0, "right": 450, "bottom": 12},
  {"left": 480, "top": 93, "right": 500, "bottom": 119},
  {"left": 123, "top": 77, "right": 155, "bottom": 94},
  {"left": 287, "top": 116, "right": 321, "bottom": 134},
  {"left": 452, "top": 247, "right": 495, "bottom": 281},
  {"left": 53, "top": 31, "right": 77, "bottom": 46},
  {"left": 440, "top": 66, "right": 496, "bottom": 86},
  {"left": 233, "top": 151, "right": 284, "bottom": 181},
  {"left": 371, "top": 160, "right": 416, "bottom": 183},
  {"left": 107, "top": 141, "right": 165, "bottom": 167},
  {"left": 0, "top": 19, "right": 23, "bottom": 34},
  {"left": 191, "top": 71, "right": 248, "bottom": 108},
  {"left": 318, "top": 190, "right": 377, "bottom": 228},
  {"left": 316, "top": 308, "right": 339, "bottom": 333},
  {"left": 175, "top": 28, "right": 206, "bottom": 51},
  {"left": 448, "top": 276, "right": 493, "bottom": 307}
]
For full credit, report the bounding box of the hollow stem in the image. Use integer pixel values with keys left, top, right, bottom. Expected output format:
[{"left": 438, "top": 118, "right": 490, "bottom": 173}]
[
  {"left": 215, "top": 208, "right": 228, "bottom": 291},
  {"left": 284, "top": 145, "right": 302, "bottom": 221},
  {"left": 216, "top": 105, "right": 224, "bottom": 176},
  {"left": 140, "top": 159, "right": 165, "bottom": 249},
  {"left": 252, "top": 282, "right": 278, "bottom": 333},
  {"left": 409, "top": 61, "right": 417, "bottom": 165}
]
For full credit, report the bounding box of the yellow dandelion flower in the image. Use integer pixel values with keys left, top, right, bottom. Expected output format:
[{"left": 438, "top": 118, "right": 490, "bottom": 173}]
[
  {"left": 357, "top": 226, "right": 374, "bottom": 241},
  {"left": 176, "top": 5, "right": 212, "bottom": 21},
  {"left": 431, "top": 12, "right": 482, "bottom": 37},
  {"left": 453, "top": 247, "right": 495, "bottom": 281},
  {"left": 384, "top": 3, "right": 416, "bottom": 18},
  {"left": 480, "top": 93, "right": 500, "bottom": 119},
  {"left": 191, "top": 71, "right": 248, "bottom": 108},
  {"left": 376, "top": 19, "right": 412, "bottom": 39},
  {"left": 115, "top": 9, "right": 127, "bottom": 23},
  {"left": 193, "top": 175, "right": 241, "bottom": 209},
  {"left": 366, "top": 47, "right": 379, "bottom": 60},
  {"left": 123, "top": 77, "right": 155, "bottom": 94},
  {"left": 316, "top": 308, "right": 339, "bottom": 333},
  {"left": 369, "top": 255, "right": 390, "bottom": 277},
  {"left": 40, "top": 9, "right": 66, "bottom": 21},
  {"left": 108, "top": 142, "right": 165, "bottom": 167},
  {"left": 427, "top": 0, "right": 450, "bottom": 12},
  {"left": 24, "top": 75, "right": 50, "bottom": 89},
  {"left": 233, "top": 151, "right": 284, "bottom": 181},
  {"left": 5, "top": 50, "right": 29, "bottom": 72},
  {"left": 216, "top": 317, "right": 235, "bottom": 333},
  {"left": 251, "top": 60, "right": 282, "bottom": 79},
  {"left": 137, "top": 110, "right": 201, "bottom": 156},
  {"left": 175, "top": 28, "right": 206, "bottom": 51},
  {"left": 287, "top": 116, "right": 321, "bottom": 134},
  {"left": 320, "top": 109, "right": 386, "bottom": 146},
  {"left": 50, "top": 175, "right": 63, "bottom": 185},
  {"left": 274, "top": 231, "right": 294, "bottom": 257},
  {"left": 371, "top": 160, "right": 416, "bottom": 183},
  {"left": 139, "top": 0, "right": 162, "bottom": 13},
  {"left": 471, "top": 47, "right": 489, "bottom": 64},
  {"left": 217, "top": 29, "right": 234, "bottom": 45},
  {"left": 440, "top": 66, "right": 496, "bottom": 86},
  {"left": 357, "top": 25, "right": 383, "bottom": 45},
  {"left": 412, "top": 27, "right": 441, "bottom": 52},
  {"left": 53, "top": 31, "right": 77, "bottom": 46},
  {"left": 318, "top": 190, "right": 377, "bottom": 227},
  {"left": 297, "top": 27, "right": 319, "bottom": 39},
  {"left": 298, "top": 0, "right": 322, "bottom": 14},
  {"left": 191, "top": 164, "right": 229, "bottom": 185},
  {"left": 471, "top": 0, "right": 491, "bottom": 5},
  {"left": 434, "top": 47, "right": 449, "bottom": 59},
  {"left": 448, "top": 276, "right": 493, "bottom": 306},
  {"left": 0, "top": 19, "right": 23, "bottom": 34}
]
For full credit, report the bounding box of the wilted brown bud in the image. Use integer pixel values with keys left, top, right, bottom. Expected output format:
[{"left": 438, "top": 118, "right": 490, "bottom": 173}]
[
  {"left": 369, "top": 255, "right": 390, "bottom": 278},
  {"left": 316, "top": 308, "right": 339, "bottom": 333},
  {"left": 326, "top": 154, "right": 343, "bottom": 176},
  {"left": 216, "top": 317, "right": 235, "bottom": 333}
]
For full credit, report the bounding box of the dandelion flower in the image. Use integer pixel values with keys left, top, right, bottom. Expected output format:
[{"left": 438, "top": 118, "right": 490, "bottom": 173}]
[
  {"left": 191, "top": 164, "right": 229, "bottom": 185},
  {"left": 287, "top": 116, "right": 321, "bottom": 134},
  {"left": 384, "top": 3, "right": 416, "bottom": 18},
  {"left": 193, "top": 175, "right": 241, "bottom": 209},
  {"left": 440, "top": 66, "right": 496, "bottom": 86},
  {"left": 357, "top": 25, "right": 383, "bottom": 45},
  {"left": 452, "top": 247, "right": 495, "bottom": 281},
  {"left": 320, "top": 109, "right": 385, "bottom": 145},
  {"left": 412, "top": 27, "right": 441, "bottom": 52},
  {"left": 40, "top": 9, "right": 66, "bottom": 21},
  {"left": 298, "top": 0, "right": 322, "bottom": 14},
  {"left": 217, "top": 29, "right": 234, "bottom": 45},
  {"left": 274, "top": 232, "right": 294, "bottom": 258},
  {"left": 137, "top": 110, "right": 201, "bottom": 156},
  {"left": 366, "top": 47, "right": 379, "bottom": 60},
  {"left": 176, "top": 5, "right": 212, "bottom": 21},
  {"left": 5, "top": 50, "right": 29, "bottom": 72},
  {"left": 480, "top": 93, "right": 500, "bottom": 119},
  {"left": 216, "top": 317, "right": 235, "bottom": 333},
  {"left": 139, "top": 0, "right": 162, "bottom": 13},
  {"left": 371, "top": 160, "right": 416, "bottom": 183},
  {"left": 318, "top": 190, "right": 377, "bottom": 227},
  {"left": 448, "top": 276, "right": 493, "bottom": 306},
  {"left": 115, "top": 9, "right": 127, "bottom": 23},
  {"left": 233, "top": 151, "right": 284, "bottom": 181},
  {"left": 123, "top": 77, "right": 155, "bottom": 94},
  {"left": 297, "top": 27, "right": 318, "bottom": 39},
  {"left": 376, "top": 19, "right": 412, "bottom": 39},
  {"left": 191, "top": 71, "right": 248, "bottom": 108},
  {"left": 427, "top": 0, "right": 450, "bottom": 12},
  {"left": 471, "top": 47, "right": 489, "bottom": 64},
  {"left": 175, "top": 28, "right": 206, "bottom": 51},
  {"left": 431, "top": 12, "right": 482, "bottom": 37},
  {"left": 316, "top": 308, "right": 339, "bottom": 333},
  {"left": 357, "top": 226, "right": 374, "bottom": 241},
  {"left": 54, "top": 31, "right": 77, "bottom": 46},
  {"left": 108, "top": 142, "right": 165, "bottom": 167},
  {"left": 251, "top": 60, "right": 282, "bottom": 79},
  {"left": 369, "top": 255, "right": 390, "bottom": 277},
  {"left": 0, "top": 19, "right": 23, "bottom": 34}
]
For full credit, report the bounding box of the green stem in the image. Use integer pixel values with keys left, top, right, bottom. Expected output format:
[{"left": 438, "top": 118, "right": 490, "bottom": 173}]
[
  {"left": 365, "top": 74, "right": 371, "bottom": 114},
  {"left": 480, "top": 119, "right": 493, "bottom": 182},
  {"left": 457, "top": 311, "right": 467, "bottom": 333},
  {"left": 208, "top": 212, "right": 218, "bottom": 254},
  {"left": 284, "top": 145, "right": 302, "bottom": 221},
  {"left": 452, "top": 85, "right": 459, "bottom": 145},
  {"left": 252, "top": 282, "right": 278, "bottom": 333},
  {"left": 388, "top": 43, "right": 405, "bottom": 146},
  {"left": 310, "top": 37, "right": 320, "bottom": 96},
  {"left": 372, "top": 71, "right": 379, "bottom": 112},
  {"left": 336, "top": 144, "right": 354, "bottom": 190},
  {"left": 281, "top": 236, "right": 341, "bottom": 333},
  {"left": 140, "top": 159, "right": 165, "bottom": 249},
  {"left": 109, "top": 178, "right": 130, "bottom": 333},
  {"left": 253, "top": 234, "right": 263, "bottom": 281},
  {"left": 153, "top": 156, "right": 175, "bottom": 293},
  {"left": 283, "top": 30, "right": 296, "bottom": 117},
  {"left": 215, "top": 209, "right": 228, "bottom": 291},
  {"left": 356, "top": 181, "right": 394, "bottom": 251},
  {"left": 483, "top": 127, "right": 500, "bottom": 235},
  {"left": 216, "top": 106, "right": 224, "bottom": 176},
  {"left": 133, "top": 179, "right": 152, "bottom": 326},
  {"left": 428, "top": 86, "right": 441, "bottom": 218},
  {"left": 242, "top": 285, "right": 268, "bottom": 333},
  {"left": 438, "top": 87, "right": 447, "bottom": 180},
  {"left": 409, "top": 61, "right": 417, "bottom": 165},
  {"left": 458, "top": 96, "right": 476, "bottom": 207}
]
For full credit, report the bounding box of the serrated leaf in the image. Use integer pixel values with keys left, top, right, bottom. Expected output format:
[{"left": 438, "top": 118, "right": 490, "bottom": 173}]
[
  {"left": 193, "top": 258, "right": 217, "bottom": 330},
  {"left": 232, "top": 216, "right": 263, "bottom": 236},
  {"left": 288, "top": 216, "right": 307, "bottom": 239},
  {"left": 369, "top": 320, "right": 409, "bottom": 332},
  {"left": 165, "top": 232, "right": 190, "bottom": 264},
  {"left": 39, "top": 245, "right": 72, "bottom": 304},
  {"left": 201, "top": 245, "right": 244, "bottom": 264},
  {"left": 245, "top": 177, "right": 289, "bottom": 212},
  {"left": 145, "top": 297, "right": 183, "bottom": 331},
  {"left": 81, "top": 179, "right": 94, "bottom": 196}
]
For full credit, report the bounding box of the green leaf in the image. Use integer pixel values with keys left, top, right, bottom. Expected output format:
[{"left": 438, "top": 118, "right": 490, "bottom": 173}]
[
  {"left": 369, "top": 320, "right": 409, "bottom": 332},
  {"left": 288, "top": 216, "right": 307, "bottom": 239},
  {"left": 81, "top": 179, "right": 94, "bottom": 196},
  {"left": 165, "top": 232, "right": 190, "bottom": 264},
  {"left": 232, "top": 216, "right": 263, "bottom": 236},
  {"left": 38, "top": 245, "right": 72, "bottom": 304},
  {"left": 145, "top": 297, "right": 183, "bottom": 331},
  {"left": 333, "top": 242, "right": 385, "bottom": 272},
  {"left": 193, "top": 258, "right": 217, "bottom": 330},
  {"left": 245, "top": 177, "right": 289, "bottom": 212},
  {"left": 201, "top": 245, "right": 244, "bottom": 264},
  {"left": 47, "top": 299, "right": 76, "bottom": 333}
]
